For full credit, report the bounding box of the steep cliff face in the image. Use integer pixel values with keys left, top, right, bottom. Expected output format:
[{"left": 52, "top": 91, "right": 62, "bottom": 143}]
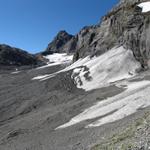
[
  {"left": 105, "top": 0, "right": 150, "bottom": 69},
  {"left": 73, "top": 0, "right": 150, "bottom": 69}
]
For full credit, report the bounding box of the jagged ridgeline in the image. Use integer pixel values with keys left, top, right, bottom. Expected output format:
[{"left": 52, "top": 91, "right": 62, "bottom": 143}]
[{"left": 44, "top": 0, "right": 150, "bottom": 69}]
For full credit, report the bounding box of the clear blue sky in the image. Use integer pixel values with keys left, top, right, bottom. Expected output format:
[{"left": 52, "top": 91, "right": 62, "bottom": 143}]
[{"left": 0, "top": 0, "right": 118, "bottom": 53}]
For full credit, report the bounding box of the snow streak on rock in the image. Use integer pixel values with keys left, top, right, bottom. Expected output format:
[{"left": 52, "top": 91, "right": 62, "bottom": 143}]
[{"left": 32, "top": 75, "right": 50, "bottom": 80}]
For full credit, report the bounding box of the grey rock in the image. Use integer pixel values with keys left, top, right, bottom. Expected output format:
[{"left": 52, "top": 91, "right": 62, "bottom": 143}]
[
  {"left": 43, "top": 30, "right": 75, "bottom": 55},
  {"left": 0, "top": 44, "right": 36, "bottom": 66},
  {"left": 0, "top": 44, "right": 45, "bottom": 68},
  {"left": 72, "top": 0, "right": 150, "bottom": 69},
  {"left": 43, "top": 0, "right": 150, "bottom": 69}
]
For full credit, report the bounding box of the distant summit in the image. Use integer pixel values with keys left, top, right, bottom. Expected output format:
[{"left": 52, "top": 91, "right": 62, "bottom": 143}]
[{"left": 42, "top": 30, "right": 75, "bottom": 55}]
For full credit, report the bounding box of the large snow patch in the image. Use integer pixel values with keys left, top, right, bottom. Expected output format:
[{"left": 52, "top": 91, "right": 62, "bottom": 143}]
[
  {"left": 45, "top": 53, "right": 73, "bottom": 64},
  {"left": 33, "top": 47, "right": 141, "bottom": 92},
  {"left": 36, "top": 53, "right": 73, "bottom": 69},
  {"left": 72, "top": 46, "right": 141, "bottom": 91},
  {"left": 56, "top": 80, "right": 150, "bottom": 129}
]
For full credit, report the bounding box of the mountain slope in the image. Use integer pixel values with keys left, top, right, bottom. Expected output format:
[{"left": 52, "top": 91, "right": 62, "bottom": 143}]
[
  {"left": 0, "top": 44, "right": 39, "bottom": 66},
  {"left": 0, "top": 0, "right": 150, "bottom": 150}
]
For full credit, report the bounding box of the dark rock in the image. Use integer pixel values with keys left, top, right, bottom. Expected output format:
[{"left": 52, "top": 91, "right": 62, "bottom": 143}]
[
  {"left": 43, "top": 30, "right": 75, "bottom": 55},
  {"left": 0, "top": 44, "right": 45, "bottom": 67}
]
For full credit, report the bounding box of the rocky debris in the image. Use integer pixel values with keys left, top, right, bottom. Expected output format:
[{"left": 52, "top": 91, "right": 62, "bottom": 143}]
[
  {"left": 43, "top": 30, "right": 75, "bottom": 55},
  {"left": 91, "top": 111, "right": 150, "bottom": 150}
]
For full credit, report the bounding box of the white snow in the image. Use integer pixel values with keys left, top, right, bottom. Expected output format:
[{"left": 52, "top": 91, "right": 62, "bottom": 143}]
[
  {"left": 31, "top": 47, "right": 150, "bottom": 130},
  {"left": 63, "top": 56, "right": 90, "bottom": 71},
  {"left": 45, "top": 53, "right": 73, "bottom": 64},
  {"left": 72, "top": 46, "right": 141, "bottom": 91},
  {"left": 32, "top": 75, "right": 50, "bottom": 80},
  {"left": 56, "top": 80, "right": 150, "bottom": 129},
  {"left": 138, "top": 2, "right": 150, "bottom": 13},
  {"left": 11, "top": 71, "right": 21, "bottom": 74},
  {"left": 72, "top": 68, "right": 83, "bottom": 74},
  {"left": 33, "top": 47, "right": 141, "bottom": 87},
  {"left": 36, "top": 53, "right": 73, "bottom": 70},
  {"left": 33, "top": 56, "right": 90, "bottom": 81},
  {"left": 36, "top": 62, "right": 62, "bottom": 70}
]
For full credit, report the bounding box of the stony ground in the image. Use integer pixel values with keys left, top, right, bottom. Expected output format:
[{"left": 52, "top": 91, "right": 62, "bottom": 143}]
[
  {"left": 0, "top": 65, "right": 150, "bottom": 150},
  {"left": 92, "top": 111, "right": 150, "bottom": 150}
]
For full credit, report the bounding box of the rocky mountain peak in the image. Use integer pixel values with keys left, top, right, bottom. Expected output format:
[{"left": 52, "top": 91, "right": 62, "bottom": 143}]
[
  {"left": 56, "top": 30, "right": 72, "bottom": 37},
  {"left": 43, "top": 30, "right": 74, "bottom": 55}
]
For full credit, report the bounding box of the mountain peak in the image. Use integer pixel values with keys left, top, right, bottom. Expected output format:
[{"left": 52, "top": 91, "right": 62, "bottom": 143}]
[
  {"left": 42, "top": 30, "right": 75, "bottom": 55},
  {"left": 57, "top": 30, "right": 72, "bottom": 36}
]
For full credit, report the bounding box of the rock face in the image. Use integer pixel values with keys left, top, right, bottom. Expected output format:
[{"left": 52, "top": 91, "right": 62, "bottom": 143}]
[
  {"left": 43, "top": 0, "right": 150, "bottom": 69},
  {"left": 72, "top": 0, "right": 150, "bottom": 69},
  {"left": 0, "top": 44, "right": 39, "bottom": 66},
  {"left": 43, "top": 30, "right": 75, "bottom": 55},
  {"left": 102, "top": 0, "right": 150, "bottom": 69}
]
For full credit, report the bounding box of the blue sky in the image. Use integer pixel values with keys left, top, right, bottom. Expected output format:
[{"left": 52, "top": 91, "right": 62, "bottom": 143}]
[{"left": 0, "top": 0, "right": 118, "bottom": 53}]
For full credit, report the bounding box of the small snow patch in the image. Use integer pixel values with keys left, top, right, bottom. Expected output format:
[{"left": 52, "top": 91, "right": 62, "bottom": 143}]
[
  {"left": 36, "top": 53, "right": 73, "bottom": 70},
  {"left": 36, "top": 62, "right": 62, "bottom": 69},
  {"left": 11, "top": 71, "right": 21, "bottom": 74},
  {"left": 32, "top": 75, "right": 50, "bottom": 80},
  {"left": 45, "top": 53, "right": 73, "bottom": 64},
  {"left": 138, "top": 2, "right": 150, "bottom": 13},
  {"left": 72, "top": 68, "right": 83, "bottom": 74}
]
